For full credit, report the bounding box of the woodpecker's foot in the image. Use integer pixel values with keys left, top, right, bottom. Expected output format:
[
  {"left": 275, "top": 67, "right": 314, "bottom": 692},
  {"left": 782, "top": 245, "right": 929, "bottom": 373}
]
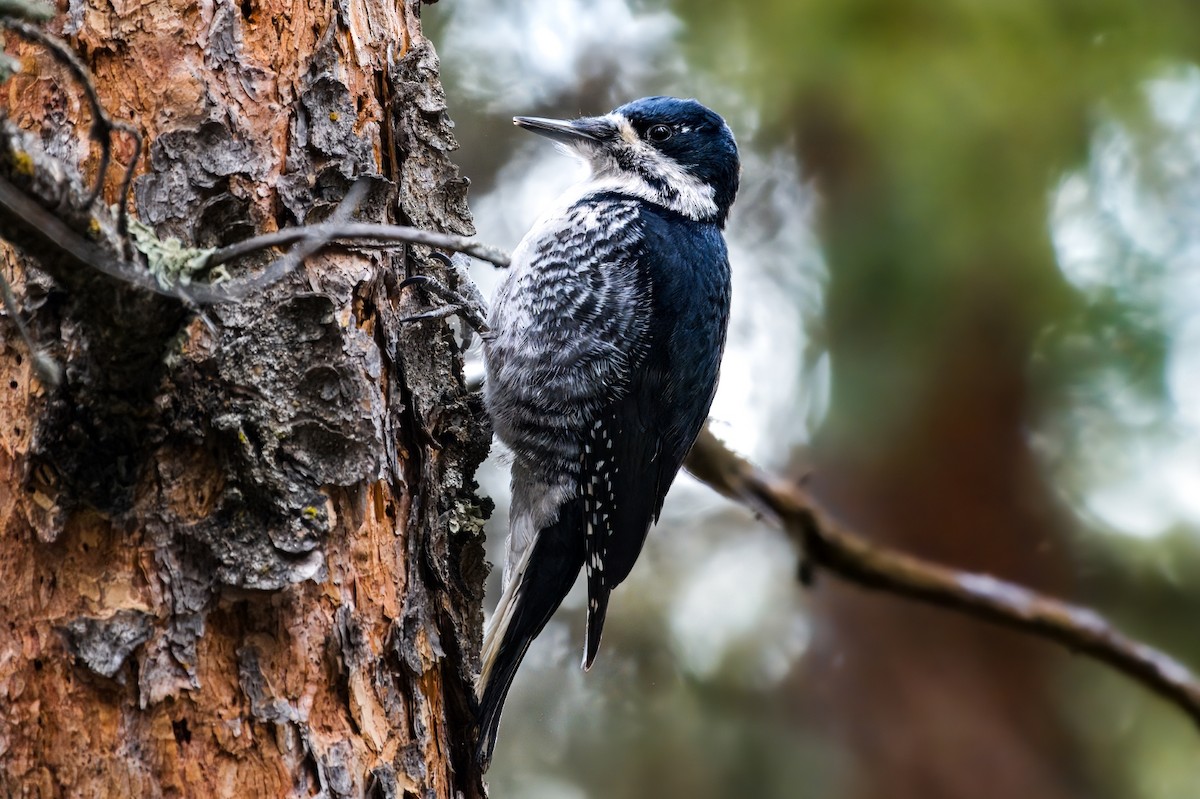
[{"left": 397, "top": 255, "right": 490, "bottom": 339}]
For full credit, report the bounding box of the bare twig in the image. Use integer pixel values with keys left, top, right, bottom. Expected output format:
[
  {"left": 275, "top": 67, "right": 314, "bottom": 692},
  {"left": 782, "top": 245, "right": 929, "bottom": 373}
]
[
  {"left": 0, "top": 264, "right": 59, "bottom": 384},
  {"left": 684, "top": 426, "right": 1200, "bottom": 730},
  {"left": 188, "top": 178, "right": 372, "bottom": 303},
  {"left": 0, "top": 168, "right": 509, "bottom": 309},
  {"left": 205, "top": 222, "right": 513, "bottom": 270},
  {"left": 3, "top": 21, "right": 118, "bottom": 209},
  {"left": 1, "top": 20, "right": 142, "bottom": 246}
]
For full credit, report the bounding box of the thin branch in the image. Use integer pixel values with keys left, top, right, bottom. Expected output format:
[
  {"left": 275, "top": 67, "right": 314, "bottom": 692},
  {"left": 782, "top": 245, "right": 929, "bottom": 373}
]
[
  {"left": 0, "top": 173, "right": 503, "bottom": 308},
  {"left": 4, "top": 21, "right": 117, "bottom": 209},
  {"left": 205, "top": 222, "right": 513, "bottom": 271},
  {"left": 684, "top": 426, "right": 1200, "bottom": 730},
  {"left": 2, "top": 20, "right": 143, "bottom": 250},
  {"left": 187, "top": 178, "right": 372, "bottom": 303}
]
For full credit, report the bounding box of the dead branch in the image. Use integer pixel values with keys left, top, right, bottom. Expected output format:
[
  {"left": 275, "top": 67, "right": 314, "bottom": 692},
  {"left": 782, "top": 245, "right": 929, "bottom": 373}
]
[
  {"left": 2, "top": 19, "right": 141, "bottom": 228},
  {"left": 0, "top": 172, "right": 506, "bottom": 305},
  {"left": 204, "top": 221, "right": 512, "bottom": 271},
  {"left": 684, "top": 425, "right": 1200, "bottom": 730}
]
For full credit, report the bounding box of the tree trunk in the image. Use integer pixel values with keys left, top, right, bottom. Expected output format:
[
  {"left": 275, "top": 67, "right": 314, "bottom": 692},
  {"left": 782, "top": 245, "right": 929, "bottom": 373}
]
[{"left": 0, "top": 2, "right": 490, "bottom": 796}]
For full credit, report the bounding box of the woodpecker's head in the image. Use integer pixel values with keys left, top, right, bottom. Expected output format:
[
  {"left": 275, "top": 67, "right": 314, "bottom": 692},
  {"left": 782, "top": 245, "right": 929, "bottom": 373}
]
[{"left": 515, "top": 96, "right": 740, "bottom": 226}]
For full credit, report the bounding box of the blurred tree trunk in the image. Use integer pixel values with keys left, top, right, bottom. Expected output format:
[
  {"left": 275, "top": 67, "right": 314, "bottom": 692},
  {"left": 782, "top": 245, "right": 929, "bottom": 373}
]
[
  {"left": 798, "top": 99, "right": 1096, "bottom": 798},
  {"left": 0, "top": 2, "right": 489, "bottom": 797},
  {"left": 809, "top": 322, "right": 1089, "bottom": 798}
]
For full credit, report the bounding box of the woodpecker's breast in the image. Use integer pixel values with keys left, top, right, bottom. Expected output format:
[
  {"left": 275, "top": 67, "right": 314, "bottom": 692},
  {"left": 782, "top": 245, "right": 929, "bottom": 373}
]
[{"left": 484, "top": 193, "right": 651, "bottom": 483}]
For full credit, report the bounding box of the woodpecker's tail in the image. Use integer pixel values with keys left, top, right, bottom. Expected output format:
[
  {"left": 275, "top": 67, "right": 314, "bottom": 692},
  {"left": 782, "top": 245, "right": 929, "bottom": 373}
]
[
  {"left": 583, "top": 585, "right": 610, "bottom": 670},
  {"left": 475, "top": 500, "right": 584, "bottom": 770}
]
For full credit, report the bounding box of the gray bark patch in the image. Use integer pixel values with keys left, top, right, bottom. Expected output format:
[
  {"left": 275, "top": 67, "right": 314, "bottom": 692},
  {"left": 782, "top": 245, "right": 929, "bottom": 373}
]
[{"left": 62, "top": 609, "right": 155, "bottom": 680}]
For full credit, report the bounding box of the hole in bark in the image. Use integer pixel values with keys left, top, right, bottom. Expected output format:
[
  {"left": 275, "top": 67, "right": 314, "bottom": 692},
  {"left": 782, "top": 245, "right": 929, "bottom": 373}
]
[
  {"left": 384, "top": 502, "right": 395, "bottom": 519},
  {"left": 8, "top": 380, "right": 16, "bottom": 389},
  {"left": 33, "top": 659, "right": 42, "bottom": 671},
  {"left": 14, "top": 354, "right": 22, "bottom": 365},
  {"left": 172, "top": 717, "right": 192, "bottom": 745},
  {"left": 13, "top": 427, "right": 20, "bottom": 436}
]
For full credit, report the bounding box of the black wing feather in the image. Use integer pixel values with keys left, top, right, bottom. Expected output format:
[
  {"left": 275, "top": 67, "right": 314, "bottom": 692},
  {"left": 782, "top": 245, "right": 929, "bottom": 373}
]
[
  {"left": 582, "top": 208, "right": 731, "bottom": 667},
  {"left": 581, "top": 374, "right": 663, "bottom": 667}
]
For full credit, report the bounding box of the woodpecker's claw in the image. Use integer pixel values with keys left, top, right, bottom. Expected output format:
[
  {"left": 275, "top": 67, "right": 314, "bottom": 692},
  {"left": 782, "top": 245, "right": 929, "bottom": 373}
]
[
  {"left": 397, "top": 258, "right": 491, "bottom": 342},
  {"left": 398, "top": 275, "right": 490, "bottom": 334}
]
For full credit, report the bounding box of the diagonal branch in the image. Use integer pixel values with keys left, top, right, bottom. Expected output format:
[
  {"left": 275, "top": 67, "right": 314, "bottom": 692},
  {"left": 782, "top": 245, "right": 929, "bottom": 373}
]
[{"left": 684, "top": 425, "right": 1200, "bottom": 730}]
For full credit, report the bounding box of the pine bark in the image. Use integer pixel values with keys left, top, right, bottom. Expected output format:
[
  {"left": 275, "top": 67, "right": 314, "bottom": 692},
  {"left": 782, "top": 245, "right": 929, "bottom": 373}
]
[{"left": 0, "top": 2, "right": 489, "bottom": 796}]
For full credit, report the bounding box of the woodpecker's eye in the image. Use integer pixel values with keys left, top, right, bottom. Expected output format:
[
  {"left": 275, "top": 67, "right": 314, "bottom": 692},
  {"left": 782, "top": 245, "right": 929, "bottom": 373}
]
[{"left": 646, "top": 124, "right": 673, "bottom": 143}]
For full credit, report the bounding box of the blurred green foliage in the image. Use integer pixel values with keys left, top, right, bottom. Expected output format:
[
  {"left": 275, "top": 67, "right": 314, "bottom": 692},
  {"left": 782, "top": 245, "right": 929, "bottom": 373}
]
[
  {"left": 680, "top": 0, "right": 1200, "bottom": 446},
  {"left": 673, "top": 1, "right": 1200, "bottom": 796}
]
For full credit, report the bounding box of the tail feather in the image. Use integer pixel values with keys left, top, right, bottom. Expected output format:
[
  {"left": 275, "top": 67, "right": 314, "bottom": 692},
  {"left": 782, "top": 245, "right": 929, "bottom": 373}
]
[
  {"left": 476, "top": 632, "right": 537, "bottom": 769},
  {"left": 582, "top": 587, "right": 610, "bottom": 671},
  {"left": 478, "top": 542, "right": 534, "bottom": 692},
  {"left": 475, "top": 499, "right": 584, "bottom": 770}
]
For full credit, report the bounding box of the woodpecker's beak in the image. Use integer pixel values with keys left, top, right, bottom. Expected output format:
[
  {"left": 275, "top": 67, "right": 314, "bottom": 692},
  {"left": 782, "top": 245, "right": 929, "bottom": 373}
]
[{"left": 513, "top": 115, "right": 615, "bottom": 146}]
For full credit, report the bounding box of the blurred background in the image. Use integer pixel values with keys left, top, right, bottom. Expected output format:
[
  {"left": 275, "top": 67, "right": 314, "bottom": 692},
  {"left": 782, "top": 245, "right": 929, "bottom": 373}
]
[{"left": 425, "top": 2, "right": 1200, "bottom": 796}]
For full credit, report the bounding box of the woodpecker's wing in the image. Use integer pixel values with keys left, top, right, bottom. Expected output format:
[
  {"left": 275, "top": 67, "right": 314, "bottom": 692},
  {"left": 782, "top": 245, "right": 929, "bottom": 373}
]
[
  {"left": 581, "top": 208, "right": 731, "bottom": 667},
  {"left": 483, "top": 190, "right": 655, "bottom": 630},
  {"left": 580, "top": 368, "right": 668, "bottom": 668}
]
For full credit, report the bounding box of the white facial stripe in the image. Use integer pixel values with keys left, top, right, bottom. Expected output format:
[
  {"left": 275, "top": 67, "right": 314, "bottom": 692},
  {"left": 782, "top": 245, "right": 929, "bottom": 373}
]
[
  {"left": 569, "top": 113, "right": 719, "bottom": 221},
  {"left": 581, "top": 171, "right": 718, "bottom": 221}
]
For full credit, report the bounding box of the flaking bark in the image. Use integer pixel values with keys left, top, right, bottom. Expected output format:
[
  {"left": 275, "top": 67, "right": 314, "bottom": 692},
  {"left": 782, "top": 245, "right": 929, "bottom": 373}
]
[{"left": 0, "top": 2, "right": 489, "bottom": 796}]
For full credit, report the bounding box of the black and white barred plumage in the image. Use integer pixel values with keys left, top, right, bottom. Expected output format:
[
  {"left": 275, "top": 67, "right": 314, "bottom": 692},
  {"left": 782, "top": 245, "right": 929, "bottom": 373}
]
[{"left": 476, "top": 97, "right": 739, "bottom": 769}]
